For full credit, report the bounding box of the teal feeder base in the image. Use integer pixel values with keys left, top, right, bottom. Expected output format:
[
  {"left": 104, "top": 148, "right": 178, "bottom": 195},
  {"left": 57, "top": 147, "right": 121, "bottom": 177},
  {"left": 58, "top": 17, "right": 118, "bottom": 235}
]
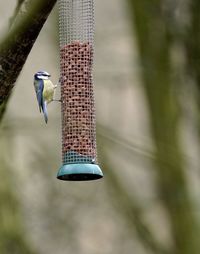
[{"left": 57, "top": 163, "right": 103, "bottom": 181}]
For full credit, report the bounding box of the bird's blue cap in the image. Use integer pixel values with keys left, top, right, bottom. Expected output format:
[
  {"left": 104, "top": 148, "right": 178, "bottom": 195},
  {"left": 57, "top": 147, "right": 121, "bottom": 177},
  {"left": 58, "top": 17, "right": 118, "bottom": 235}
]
[{"left": 34, "top": 71, "right": 51, "bottom": 79}]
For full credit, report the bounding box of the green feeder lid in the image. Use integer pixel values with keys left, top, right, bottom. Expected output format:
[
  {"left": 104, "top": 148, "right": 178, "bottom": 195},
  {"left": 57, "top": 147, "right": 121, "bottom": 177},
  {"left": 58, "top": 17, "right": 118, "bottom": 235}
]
[{"left": 57, "top": 163, "right": 103, "bottom": 181}]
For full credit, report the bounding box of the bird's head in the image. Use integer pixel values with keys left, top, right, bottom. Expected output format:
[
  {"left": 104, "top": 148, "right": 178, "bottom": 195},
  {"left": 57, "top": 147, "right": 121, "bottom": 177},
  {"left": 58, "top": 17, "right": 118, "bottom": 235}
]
[{"left": 34, "top": 71, "right": 51, "bottom": 80}]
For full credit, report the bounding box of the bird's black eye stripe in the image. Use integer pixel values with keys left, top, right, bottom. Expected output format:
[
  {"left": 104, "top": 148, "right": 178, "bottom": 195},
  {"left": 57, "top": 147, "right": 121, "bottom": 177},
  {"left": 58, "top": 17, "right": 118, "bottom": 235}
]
[{"left": 35, "top": 72, "right": 50, "bottom": 77}]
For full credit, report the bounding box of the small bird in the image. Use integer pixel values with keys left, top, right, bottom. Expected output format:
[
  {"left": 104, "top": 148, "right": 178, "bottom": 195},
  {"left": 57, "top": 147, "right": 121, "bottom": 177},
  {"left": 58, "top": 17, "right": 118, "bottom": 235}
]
[{"left": 34, "top": 71, "right": 57, "bottom": 123}]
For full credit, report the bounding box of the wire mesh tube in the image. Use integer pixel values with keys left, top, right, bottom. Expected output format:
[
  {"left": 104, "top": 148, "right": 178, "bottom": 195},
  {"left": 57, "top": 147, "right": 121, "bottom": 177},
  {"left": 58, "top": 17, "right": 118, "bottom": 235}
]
[{"left": 57, "top": 0, "right": 103, "bottom": 181}]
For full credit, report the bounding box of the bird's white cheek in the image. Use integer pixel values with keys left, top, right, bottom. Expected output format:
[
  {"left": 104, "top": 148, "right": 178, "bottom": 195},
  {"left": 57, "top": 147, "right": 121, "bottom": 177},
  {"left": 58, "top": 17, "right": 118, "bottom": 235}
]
[{"left": 37, "top": 76, "right": 49, "bottom": 79}]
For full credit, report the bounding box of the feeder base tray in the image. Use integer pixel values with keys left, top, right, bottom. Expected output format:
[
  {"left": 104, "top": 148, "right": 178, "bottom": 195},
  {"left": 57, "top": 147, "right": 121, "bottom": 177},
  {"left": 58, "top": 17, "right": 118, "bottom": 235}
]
[{"left": 57, "top": 163, "right": 103, "bottom": 181}]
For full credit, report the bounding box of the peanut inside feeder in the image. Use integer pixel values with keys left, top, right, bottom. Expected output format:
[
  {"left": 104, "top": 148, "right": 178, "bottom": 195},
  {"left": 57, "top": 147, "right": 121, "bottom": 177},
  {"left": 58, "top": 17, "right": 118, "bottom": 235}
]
[{"left": 57, "top": 0, "right": 103, "bottom": 181}]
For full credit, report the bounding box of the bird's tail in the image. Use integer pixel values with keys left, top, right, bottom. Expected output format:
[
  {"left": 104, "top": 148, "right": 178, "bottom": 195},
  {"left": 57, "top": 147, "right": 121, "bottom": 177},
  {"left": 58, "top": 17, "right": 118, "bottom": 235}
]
[{"left": 42, "top": 101, "right": 48, "bottom": 123}]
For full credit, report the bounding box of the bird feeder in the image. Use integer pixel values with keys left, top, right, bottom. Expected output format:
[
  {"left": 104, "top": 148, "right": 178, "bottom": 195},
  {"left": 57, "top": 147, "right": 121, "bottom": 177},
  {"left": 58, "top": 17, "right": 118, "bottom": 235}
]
[{"left": 57, "top": 0, "right": 103, "bottom": 181}]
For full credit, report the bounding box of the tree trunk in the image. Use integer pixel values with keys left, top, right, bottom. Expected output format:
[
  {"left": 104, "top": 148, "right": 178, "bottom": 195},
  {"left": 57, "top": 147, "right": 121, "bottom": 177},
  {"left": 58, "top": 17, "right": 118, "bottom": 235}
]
[{"left": 127, "top": 1, "right": 200, "bottom": 253}]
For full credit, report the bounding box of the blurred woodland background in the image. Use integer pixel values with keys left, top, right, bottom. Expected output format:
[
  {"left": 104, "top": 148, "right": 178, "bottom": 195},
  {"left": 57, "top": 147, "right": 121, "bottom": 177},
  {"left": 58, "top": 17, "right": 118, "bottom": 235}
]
[{"left": 0, "top": 0, "right": 200, "bottom": 254}]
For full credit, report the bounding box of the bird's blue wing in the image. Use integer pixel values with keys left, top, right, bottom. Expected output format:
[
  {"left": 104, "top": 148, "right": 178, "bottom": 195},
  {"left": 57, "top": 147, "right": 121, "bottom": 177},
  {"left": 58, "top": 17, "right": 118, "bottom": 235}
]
[
  {"left": 35, "top": 79, "right": 44, "bottom": 112},
  {"left": 34, "top": 78, "right": 48, "bottom": 123}
]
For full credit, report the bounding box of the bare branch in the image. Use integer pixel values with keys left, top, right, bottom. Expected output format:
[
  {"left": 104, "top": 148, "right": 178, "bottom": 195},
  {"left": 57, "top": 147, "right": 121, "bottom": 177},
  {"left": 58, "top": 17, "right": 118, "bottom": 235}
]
[
  {"left": 9, "top": 0, "right": 26, "bottom": 26},
  {"left": 98, "top": 132, "right": 169, "bottom": 254}
]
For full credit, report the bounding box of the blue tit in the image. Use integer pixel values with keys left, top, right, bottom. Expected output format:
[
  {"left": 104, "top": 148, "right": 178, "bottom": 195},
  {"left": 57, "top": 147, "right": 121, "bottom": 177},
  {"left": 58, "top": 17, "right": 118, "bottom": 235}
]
[{"left": 34, "top": 71, "right": 57, "bottom": 123}]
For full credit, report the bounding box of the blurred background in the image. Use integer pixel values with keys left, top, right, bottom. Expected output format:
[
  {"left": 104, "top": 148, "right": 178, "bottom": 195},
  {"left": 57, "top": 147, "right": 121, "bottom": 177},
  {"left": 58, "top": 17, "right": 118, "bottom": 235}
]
[{"left": 0, "top": 0, "right": 200, "bottom": 254}]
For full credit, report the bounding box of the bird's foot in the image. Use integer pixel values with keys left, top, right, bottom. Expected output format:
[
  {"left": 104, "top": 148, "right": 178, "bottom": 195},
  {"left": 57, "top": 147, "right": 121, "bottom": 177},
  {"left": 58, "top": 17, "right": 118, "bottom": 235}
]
[
  {"left": 56, "top": 76, "right": 64, "bottom": 86},
  {"left": 53, "top": 99, "right": 61, "bottom": 102}
]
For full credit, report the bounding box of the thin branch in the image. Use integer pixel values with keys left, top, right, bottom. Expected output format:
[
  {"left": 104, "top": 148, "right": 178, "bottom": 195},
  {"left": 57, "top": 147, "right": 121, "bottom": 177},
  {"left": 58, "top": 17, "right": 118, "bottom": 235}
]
[
  {"left": 98, "top": 133, "right": 170, "bottom": 254},
  {"left": 183, "top": 0, "right": 200, "bottom": 142},
  {"left": 184, "top": 0, "right": 200, "bottom": 87},
  {"left": 9, "top": 0, "right": 26, "bottom": 26}
]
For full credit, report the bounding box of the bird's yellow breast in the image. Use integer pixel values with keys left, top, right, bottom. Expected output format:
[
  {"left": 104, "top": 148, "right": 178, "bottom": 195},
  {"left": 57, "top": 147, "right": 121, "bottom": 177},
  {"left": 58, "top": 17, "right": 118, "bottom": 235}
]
[{"left": 43, "top": 80, "right": 55, "bottom": 103}]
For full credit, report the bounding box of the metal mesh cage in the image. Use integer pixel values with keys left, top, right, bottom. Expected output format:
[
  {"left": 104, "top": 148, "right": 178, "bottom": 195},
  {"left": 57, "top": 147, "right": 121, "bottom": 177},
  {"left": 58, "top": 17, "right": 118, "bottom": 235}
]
[
  {"left": 59, "top": 0, "right": 94, "bottom": 46},
  {"left": 57, "top": 0, "right": 103, "bottom": 181}
]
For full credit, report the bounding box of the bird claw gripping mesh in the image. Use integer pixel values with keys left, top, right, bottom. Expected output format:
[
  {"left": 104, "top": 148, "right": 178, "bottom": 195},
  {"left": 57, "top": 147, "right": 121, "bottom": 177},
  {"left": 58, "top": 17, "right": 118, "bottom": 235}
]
[{"left": 57, "top": 0, "right": 103, "bottom": 181}]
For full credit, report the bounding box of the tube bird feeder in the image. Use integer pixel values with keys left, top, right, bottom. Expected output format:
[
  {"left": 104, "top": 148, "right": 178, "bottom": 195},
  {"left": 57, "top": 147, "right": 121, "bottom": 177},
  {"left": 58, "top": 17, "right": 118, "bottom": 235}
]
[{"left": 57, "top": 0, "right": 103, "bottom": 181}]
